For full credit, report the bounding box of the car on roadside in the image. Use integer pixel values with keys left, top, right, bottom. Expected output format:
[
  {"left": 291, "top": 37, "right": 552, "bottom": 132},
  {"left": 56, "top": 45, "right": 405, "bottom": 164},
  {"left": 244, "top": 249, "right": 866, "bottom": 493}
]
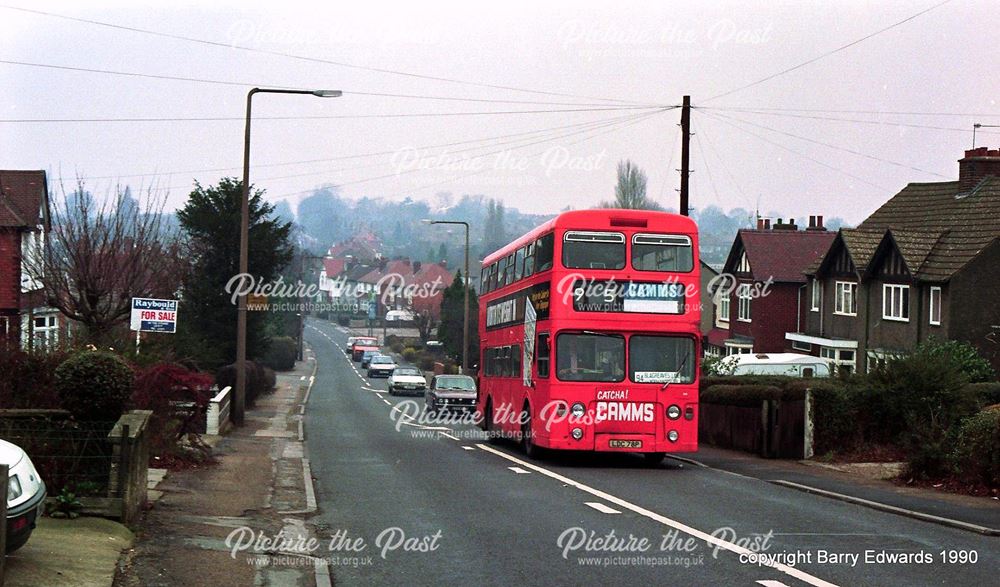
[
  {"left": 347, "top": 336, "right": 377, "bottom": 354},
  {"left": 367, "top": 355, "right": 397, "bottom": 378},
  {"left": 425, "top": 374, "right": 477, "bottom": 412},
  {"left": 387, "top": 366, "right": 428, "bottom": 395},
  {"left": 361, "top": 349, "right": 379, "bottom": 368},
  {"left": 2, "top": 439, "right": 46, "bottom": 553},
  {"left": 353, "top": 344, "right": 379, "bottom": 362}
]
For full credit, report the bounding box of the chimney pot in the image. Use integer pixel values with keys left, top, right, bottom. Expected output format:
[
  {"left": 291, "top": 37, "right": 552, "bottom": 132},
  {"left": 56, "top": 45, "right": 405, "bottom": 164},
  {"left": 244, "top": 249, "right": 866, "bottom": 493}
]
[
  {"left": 763, "top": 219, "right": 771, "bottom": 230},
  {"left": 757, "top": 218, "right": 765, "bottom": 230},
  {"left": 817, "top": 215, "right": 824, "bottom": 229},
  {"left": 808, "top": 215, "right": 816, "bottom": 228}
]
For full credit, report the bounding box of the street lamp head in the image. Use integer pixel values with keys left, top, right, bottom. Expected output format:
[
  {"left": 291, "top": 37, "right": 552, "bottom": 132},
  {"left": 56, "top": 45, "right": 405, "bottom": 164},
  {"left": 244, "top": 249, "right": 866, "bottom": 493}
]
[
  {"left": 421, "top": 219, "right": 435, "bottom": 225},
  {"left": 313, "top": 90, "right": 343, "bottom": 97}
]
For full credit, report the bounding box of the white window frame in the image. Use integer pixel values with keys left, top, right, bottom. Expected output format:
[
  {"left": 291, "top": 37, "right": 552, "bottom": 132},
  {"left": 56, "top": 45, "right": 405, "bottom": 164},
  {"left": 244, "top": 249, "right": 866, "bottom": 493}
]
[
  {"left": 737, "top": 284, "right": 752, "bottom": 322},
  {"left": 718, "top": 296, "right": 730, "bottom": 324},
  {"left": 834, "top": 281, "right": 857, "bottom": 316},
  {"left": 929, "top": 286, "right": 941, "bottom": 326},
  {"left": 810, "top": 278, "right": 821, "bottom": 312},
  {"left": 882, "top": 284, "right": 910, "bottom": 322},
  {"left": 791, "top": 340, "right": 812, "bottom": 352},
  {"left": 737, "top": 251, "right": 751, "bottom": 273}
]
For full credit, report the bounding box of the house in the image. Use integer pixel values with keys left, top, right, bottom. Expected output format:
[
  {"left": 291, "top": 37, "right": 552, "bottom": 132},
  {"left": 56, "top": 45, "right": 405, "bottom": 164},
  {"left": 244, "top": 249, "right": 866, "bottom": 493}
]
[
  {"left": 0, "top": 170, "right": 64, "bottom": 350},
  {"left": 788, "top": 147, "right": 1000, "bottom": 373},
  {"left": 705, "top": 217, "right": 834, "bottom": 356},
  {"left": 317, "top": 257, "right": 346, "bottom": 302},
  {"left": 699, "top": 260, "right": 719, "bottom": 338}
]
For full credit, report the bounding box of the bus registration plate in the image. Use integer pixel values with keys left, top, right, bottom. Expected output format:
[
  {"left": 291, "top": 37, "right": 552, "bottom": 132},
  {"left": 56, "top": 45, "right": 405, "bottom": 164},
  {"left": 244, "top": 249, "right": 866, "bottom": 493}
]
[{"left": 609, "top": 439, "right": 642, "bottom": 449}]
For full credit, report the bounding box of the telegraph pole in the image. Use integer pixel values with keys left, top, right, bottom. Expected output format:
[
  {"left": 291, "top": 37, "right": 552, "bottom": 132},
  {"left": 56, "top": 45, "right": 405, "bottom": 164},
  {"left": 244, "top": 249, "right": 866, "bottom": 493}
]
[{"left": 679, "top": 95, "right": 691, "bottom": 216}]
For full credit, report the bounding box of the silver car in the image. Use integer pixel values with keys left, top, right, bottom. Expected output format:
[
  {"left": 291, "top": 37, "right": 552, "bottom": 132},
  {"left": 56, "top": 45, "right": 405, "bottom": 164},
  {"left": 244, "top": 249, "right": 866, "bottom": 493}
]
[
  {"left": 2, "top": 439, "right": 46, "bottom": 552},
  {"left": 367, "top": 354, "right": 397, "bottom": 378},
  {"left": 387, "top": 366, "right": 428, "bottom": 396}
]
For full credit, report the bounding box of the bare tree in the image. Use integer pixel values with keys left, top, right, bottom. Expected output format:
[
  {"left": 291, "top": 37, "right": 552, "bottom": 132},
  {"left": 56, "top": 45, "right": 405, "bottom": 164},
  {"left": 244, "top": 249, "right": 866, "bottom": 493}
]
[
  {"left": 600, "top": 159, "right": 662, "bottom": 210},
  {"left": 23, "top": 181, "right": 183, "bottom": 344}
]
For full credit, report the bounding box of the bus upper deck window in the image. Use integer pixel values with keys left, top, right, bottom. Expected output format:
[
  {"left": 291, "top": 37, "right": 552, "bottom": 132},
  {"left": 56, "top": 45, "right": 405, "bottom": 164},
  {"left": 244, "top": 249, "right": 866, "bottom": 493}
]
[
  {"left": 562, "top": 231, "right": 625, "bottom": 270},
  {"left": 534, "top": 233, "right": 554, "bottom": 272},
  {"left": 632, "top": 234, "right": 693, "bottom": 272}
]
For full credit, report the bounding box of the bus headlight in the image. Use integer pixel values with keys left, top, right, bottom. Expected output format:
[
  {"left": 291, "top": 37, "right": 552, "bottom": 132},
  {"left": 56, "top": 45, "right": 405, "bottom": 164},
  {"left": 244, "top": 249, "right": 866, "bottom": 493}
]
[
  {"left": 667, "top": 430, "right": 679, "bottom": 442},
  {"left": 571, "top": 427, "right": 584, "bottom": 440},
  {"left": 666, "top": 405, "right": 681, "bottom": 420},
  {"left": 570, "top": 403, "right": 586, "bottom": 418}
]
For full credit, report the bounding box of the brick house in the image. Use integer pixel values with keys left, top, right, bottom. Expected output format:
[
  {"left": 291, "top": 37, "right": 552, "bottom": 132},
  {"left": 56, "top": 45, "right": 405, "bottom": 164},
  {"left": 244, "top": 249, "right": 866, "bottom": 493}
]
[
  {"left": 705, "top": 218, "right": 834, "bottom": 356},
  {"left": 788, "top": 148, "right": 1000, "bottom": 374},
  {"left": 0, "top": 170, "right": 61, "bottom": 349}
]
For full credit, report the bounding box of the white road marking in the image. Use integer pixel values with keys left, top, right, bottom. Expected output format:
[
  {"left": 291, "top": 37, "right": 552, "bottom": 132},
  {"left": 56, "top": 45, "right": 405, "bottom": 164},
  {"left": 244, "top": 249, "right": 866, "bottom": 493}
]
[
  {"left": 461, "top": 446, "right": 476, "bottom": 451},
  {"left": 381, "top": 398, "right": 391, "bottom": 405},
  {"left": 474, "top": 444, "right": 839, "bottom": 587},
  {"left": 439, "top": 431, "right": 459, "bottom": 441},
  {"left": 508, "top": 466, "right": 530, "bottom": 474},
  {"left": 757, "top": 582, "right": 791, "bottom": 587},
  {"left": 584, "top": 502, "right": 622, "bottom": 514}
]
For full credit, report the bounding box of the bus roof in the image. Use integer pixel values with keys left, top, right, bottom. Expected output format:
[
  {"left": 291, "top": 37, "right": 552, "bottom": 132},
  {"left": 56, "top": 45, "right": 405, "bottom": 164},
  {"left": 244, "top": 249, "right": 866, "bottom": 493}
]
[{"left": 482, "top": 208, "right": 697, "bottom": 266}]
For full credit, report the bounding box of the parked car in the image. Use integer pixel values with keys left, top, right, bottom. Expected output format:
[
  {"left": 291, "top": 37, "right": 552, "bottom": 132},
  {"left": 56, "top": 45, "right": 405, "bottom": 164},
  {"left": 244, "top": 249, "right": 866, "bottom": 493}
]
[
  {"left": 425, "top": 374, "right": 477, "bottom": 412},
  {"left": 387, "top": 366, "right": 428, "bottom": 395},
  {"left": 347, "top": 336, "right": 377, "bottom": 353},
  {"left": 360, "top": 350, "right": 377, "bottom": 368},
  {"left": 1, "top": 439, "right": 46, "bottom": 553},
  {"left": 720, "top": 353, "right": 832, "bottom": 378},
  {"left": 353, "top": 344, "right": 379, "bottom": 362},
  {"left": 367, "top": 355, "right": 397, "bottom": 377}
]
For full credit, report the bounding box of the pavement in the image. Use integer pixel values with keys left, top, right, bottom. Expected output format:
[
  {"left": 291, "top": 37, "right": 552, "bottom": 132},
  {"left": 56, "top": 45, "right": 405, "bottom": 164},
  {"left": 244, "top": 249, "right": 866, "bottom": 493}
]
[
  {"left": 673, "top": 446, "right": 1000, "bottom": 535},
  {"left": 114, "top": 353, "right": 320, "bottom": 587},
  {"left": 3, "top": 517, "right": 133, "bottom": 587}
]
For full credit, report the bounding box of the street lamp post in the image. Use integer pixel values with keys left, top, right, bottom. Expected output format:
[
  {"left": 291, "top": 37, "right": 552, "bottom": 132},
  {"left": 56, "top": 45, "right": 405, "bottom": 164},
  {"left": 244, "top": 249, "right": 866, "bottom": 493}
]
[
  {"left": 423, "top": 219, "right": 470, "bottom": 373},
  {"left": 235, "top": 87, "right": 341, "bottom": 427}
]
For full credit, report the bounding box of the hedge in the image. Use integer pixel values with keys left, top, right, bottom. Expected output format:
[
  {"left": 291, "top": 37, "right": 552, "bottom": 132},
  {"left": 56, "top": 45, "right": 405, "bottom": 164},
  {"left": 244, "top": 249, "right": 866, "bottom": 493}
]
[
  {"left": 55, "top": 351, "right": 134, "bottom": 422},
  {"left": 965, "top": 382, "right": 1000, "bottom": 410},
  {"left": 951, "top": 406, "right": 1000, "bottom": 487}
]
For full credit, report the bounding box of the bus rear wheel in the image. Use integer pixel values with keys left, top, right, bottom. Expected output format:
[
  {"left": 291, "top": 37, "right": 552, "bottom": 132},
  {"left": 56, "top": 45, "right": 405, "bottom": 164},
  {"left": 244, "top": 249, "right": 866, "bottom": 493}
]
[
  {"left": 643, "top": 452, "right": 666, "bottom": 466},
  {"left": 521, "top": 404, "right": 541, "bottom": 459}
]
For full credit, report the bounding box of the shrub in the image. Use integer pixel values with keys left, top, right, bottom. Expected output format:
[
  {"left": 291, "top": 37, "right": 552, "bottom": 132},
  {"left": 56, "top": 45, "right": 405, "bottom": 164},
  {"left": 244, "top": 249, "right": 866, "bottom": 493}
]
[
  {"left": 215, "top": 361, "right": 267, "bottom": 407},
  {"left": 418, "top": 355, "right": 435, "bottom": 371},
  {"left": 914, "top": 338, "right": 994, "bottom": 383},
  {"left": 336, "top": 315, "right": 350, "bottom": 327},
  {"left": 260, "top": 336, "right": 297, "bottom": 371},
  {"left": 262, "top": 366, "right": 277, "bottom": 391},
  {"left": 402, "top": 347, "right": 419, "bottom": 362},
  {"left": 0, "top": 349, "right": 65, "bottom": 409},
  {"left": 390, "top": 341, "right": 405, "bottom": 354},
  {"left": 964, "top": 382, "right": 1000, "bottom": 410},
  {"left": 55, "top": 351, "right": 134, "bottom": 422},
  {"left": 131, "top": 363, "right": 214, "bottom": 461},
  {"left": 951, "top": 406, "right": 1000, "bottom": 488},
  {"left": 809, "top": 382, "right": 863, "bottom": 455}
]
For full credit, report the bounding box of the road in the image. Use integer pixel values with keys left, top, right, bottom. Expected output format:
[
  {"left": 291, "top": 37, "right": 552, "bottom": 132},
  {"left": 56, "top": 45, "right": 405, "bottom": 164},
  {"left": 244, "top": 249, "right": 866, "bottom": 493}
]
[{"left": 303, "top": 318, "right": 998, "bottom": 586}]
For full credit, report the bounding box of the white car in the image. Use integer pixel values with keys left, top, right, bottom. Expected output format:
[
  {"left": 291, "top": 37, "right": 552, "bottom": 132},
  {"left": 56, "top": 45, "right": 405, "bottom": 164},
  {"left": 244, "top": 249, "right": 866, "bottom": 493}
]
[
  {"left": 2, "top": 439, "right": 46, "bottom": 552},
  {"left": 387, "top": 366, "right": 428, "bottom": 395},
  {"left": 367, "top": 355, "right": 397, "bottom": 378}
]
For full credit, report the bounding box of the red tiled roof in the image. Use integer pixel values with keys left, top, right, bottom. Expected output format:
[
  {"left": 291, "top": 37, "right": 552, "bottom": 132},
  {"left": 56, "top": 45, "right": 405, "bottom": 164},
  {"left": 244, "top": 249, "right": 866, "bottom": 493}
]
[
  {"left": 0, "top": 170, "right": 48, "bottom": 228},
  {"left": 322, "top": 258, "right": 345, "bottom": 277},
  {"left": 728, "top": 229, "right": 835, "bottom": 283}
]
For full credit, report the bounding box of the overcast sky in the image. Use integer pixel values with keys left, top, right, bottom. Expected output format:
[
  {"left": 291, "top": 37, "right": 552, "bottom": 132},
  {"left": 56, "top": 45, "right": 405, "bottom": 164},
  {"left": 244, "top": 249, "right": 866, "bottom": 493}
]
[{"left": 2, "top": 0, "right": 998, "bottom": 224}]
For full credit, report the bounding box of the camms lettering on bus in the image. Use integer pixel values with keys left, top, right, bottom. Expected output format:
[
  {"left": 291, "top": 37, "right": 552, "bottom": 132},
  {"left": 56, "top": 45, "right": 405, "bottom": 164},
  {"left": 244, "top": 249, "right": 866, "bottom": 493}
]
[{"left": 595, "top": 401, "right": 656, "bottom": 423}]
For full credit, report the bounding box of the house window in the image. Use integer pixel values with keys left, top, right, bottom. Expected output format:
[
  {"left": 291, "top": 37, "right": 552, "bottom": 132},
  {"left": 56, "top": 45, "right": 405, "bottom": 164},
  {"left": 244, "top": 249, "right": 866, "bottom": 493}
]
[
  {"left": 882, "top": 284, "right": 909, "bottom": 321},
  {"left": 718, "top": 296, "right": 730, "bottom": 323},
  {"left": 32, "top": 314, "right": 58, "bottom": 349},
  {"left": 929, "top": 286, "right": 941, "bottom": 326},
  {"left": 737, "top": 251, "right": 751, "bottom": 273},
  {"left": 737, "top": 284, "right": 752, "bottom": 322},
  {"left": 810, "top": 278, "right": 820, "bottom": 312},
  {"left": 791, "top": 340, "right": 812, "bottom": 352},
  {"left": 820, "top": 346, "right": 855, "bottom": 374},
  {"left": 834, "top": 282, "right": 857, "bottom": 316}
]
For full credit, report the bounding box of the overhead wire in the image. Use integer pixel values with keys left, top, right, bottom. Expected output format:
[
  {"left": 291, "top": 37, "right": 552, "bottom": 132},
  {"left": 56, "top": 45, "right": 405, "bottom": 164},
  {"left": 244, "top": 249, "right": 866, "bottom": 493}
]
[
  {"left": 704, "top": 0, "right": 952, "bottom": 103},
  {"left": 0, "top": 4, "right": 645, "bottom": 105}
]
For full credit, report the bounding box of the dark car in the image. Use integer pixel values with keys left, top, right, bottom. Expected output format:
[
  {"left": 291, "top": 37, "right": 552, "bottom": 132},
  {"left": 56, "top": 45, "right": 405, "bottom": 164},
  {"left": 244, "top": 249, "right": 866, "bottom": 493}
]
[{"left": 425, "top": 374, "right": 477, "bottom": 412}]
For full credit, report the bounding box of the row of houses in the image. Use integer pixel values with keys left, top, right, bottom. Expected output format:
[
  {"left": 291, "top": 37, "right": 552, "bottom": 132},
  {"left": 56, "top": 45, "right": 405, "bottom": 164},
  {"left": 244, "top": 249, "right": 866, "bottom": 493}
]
[
  {"left": 705, "top": 147, "right": 1000, "bottom": 374},
  {"left": 316, "top": 234, "right": 454, "bottom": 320}
]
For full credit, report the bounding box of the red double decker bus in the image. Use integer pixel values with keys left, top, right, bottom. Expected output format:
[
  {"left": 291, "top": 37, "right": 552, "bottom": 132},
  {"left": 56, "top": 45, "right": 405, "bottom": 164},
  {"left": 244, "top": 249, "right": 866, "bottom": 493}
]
[{"left": 477, "top": 209, "right": 700, "bottom": 462}]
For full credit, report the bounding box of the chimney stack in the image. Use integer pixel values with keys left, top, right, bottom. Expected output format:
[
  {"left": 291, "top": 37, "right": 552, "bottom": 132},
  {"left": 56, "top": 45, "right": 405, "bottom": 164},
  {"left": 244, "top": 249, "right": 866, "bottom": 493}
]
[
  {"left": 757, "top": 217, "right": 765, "bottom": 230},
  {"left": 806, "top": 215, "right": 826, "bottom": 231},
  {"left": 959, "top": 147, "right": 1000, "bottom": 191},
  {"left": 773, "top": 218, "right": 798, "bottom": 231}
]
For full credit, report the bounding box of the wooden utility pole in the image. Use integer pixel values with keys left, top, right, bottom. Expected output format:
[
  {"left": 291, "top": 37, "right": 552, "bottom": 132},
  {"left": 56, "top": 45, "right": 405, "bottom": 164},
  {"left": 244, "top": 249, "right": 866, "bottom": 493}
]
[{"left": 679, "top": 95, "right": 691, "bottom": 216}]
